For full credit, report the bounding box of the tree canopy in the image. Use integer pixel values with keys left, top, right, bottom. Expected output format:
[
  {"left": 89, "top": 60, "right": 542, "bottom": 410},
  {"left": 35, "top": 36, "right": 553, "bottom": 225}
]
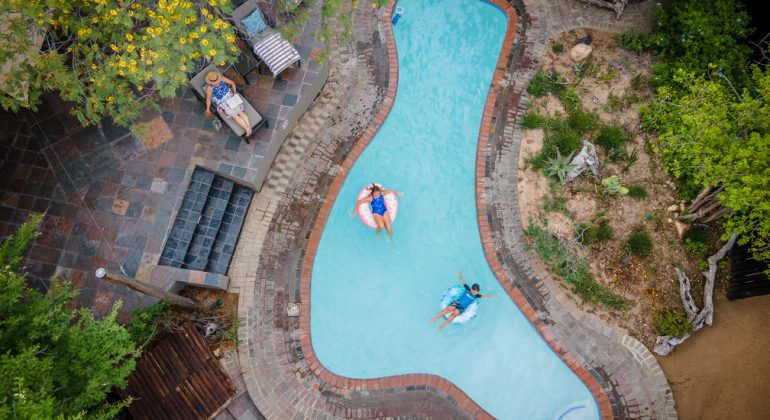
[
  {"left": 0, "top": 0, "right": 238, "bottom": 127},
  {"left": 0, "top": 215, "right": 138, "bottom": 418}
]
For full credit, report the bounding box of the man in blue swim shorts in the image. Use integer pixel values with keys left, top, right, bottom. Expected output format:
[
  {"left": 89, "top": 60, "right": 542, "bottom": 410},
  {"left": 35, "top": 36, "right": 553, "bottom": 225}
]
[{"left": 428, "top": 271, "right": 495, "bottom": 331}]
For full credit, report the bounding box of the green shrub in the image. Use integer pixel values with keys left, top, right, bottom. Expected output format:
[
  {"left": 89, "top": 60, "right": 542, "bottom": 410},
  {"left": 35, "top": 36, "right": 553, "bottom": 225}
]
[
  {"left": 617, "top": 30, "right": 649, "bottom": 54},
  {"left": 128, "top": 301, "right": 174, "bottom": 348},
  {"left": 520, "top": 112, "right": 548, "bottom": 129},
  {"left": 596, "top": 125, "right": 628, "bottom": 158},
  {"left": 628, "top": 185, "right": 648, "bottom": 198},
  {"left": 684, "top": 224, "right": 710, "bottom": 255},
  {"left": 596, "top": 219, "right": 614, "bottom": 241},
  {"left": 552, "top": 42, "right": 564, "bottom": 53},
  {"left": 544, "top": 150, "right": 576, "bottom": 184},
  {"left": 630, "top": 73, "right": 646, "bottom": 90},
  {"left": 572, "top": 58, "right": 598, "bottom": 80},
  {"left": 527, "top": 70, "right": 566, "bottom": 97},
  {"left": 625, "top": 229, "right": 653, "bottom": 256},
  {"left": 526, "top": 222, "right": 626, "bottom": 308},
  {"left": 558, "top": 88, "right": 581, "bottom": 113},
  {"left": 566, "top": 109, "right": 598, "bottom": 135},
  {"left": 529, "top": 124, "right": 582, "bottom": 170},
  {"left": 575, "top": 223, "right": 597, "bottom": 245},
  {"left": 654, "top": 308, "right": 693, "bottom": 338}
]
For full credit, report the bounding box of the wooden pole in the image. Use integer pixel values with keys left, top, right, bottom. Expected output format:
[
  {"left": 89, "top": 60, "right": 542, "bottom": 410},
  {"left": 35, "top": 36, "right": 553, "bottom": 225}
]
[{"left": 96, "top": 268, "right": 205, "bottom": 311}]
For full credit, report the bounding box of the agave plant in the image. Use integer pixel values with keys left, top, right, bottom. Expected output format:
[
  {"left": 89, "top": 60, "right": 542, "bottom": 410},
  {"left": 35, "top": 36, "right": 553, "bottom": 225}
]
[
  {"left": 602, "top": 175, "right": 629, "bottom": 195},
  {"left": 545, "top": 150, "right": 576, "bottom": 184}
]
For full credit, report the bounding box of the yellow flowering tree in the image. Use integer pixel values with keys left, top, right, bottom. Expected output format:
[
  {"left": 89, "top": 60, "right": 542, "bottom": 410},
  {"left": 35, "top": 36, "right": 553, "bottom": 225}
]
[{"left": 0, "top": 0, "right": 238, "bottom": 127}]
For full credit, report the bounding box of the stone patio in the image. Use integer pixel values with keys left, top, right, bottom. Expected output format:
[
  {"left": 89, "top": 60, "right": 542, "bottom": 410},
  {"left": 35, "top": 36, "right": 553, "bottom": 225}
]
[{"left": 0, "top": 1, "right": 327, "bottom": 317}]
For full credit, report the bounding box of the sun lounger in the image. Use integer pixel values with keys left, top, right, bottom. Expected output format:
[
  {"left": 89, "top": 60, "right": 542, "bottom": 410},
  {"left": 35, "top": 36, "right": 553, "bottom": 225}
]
[
  {"left": 189, "top": 63, "right": 266, "bottom": 141},
  {"left": 231, "top": 0, "right": 301, "bottom": 76}
]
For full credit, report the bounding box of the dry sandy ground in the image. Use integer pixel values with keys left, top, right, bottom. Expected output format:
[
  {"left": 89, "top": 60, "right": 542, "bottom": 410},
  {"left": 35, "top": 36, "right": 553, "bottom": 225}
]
[{"left": 657, "top": 294, "right": 770, "bottom": 420}]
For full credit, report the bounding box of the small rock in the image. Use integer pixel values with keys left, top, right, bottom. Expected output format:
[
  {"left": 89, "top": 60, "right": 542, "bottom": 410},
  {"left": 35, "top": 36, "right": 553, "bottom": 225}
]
[
  {"left": 667, "top": 218, "right": 673, "bottom": 223},
  {"left": 213, "top": 348, "right": 221, "bottom": 357},
  {"left": 667, "top": 204, "right": 679, "bottom": 212},
  {"left": 679, "top": 201, "right": 686, "bottom": 211},
  {"left": 577, "top": 35, "right": 593, "bottom": 45},
  {"left": 674, "top": 220, "right": 689, "bottom": 238},
  {"left": 621, "top": 255, "right": 631, "bottom": 265},
  {"left": 570, "top": 44, "right": 593, "bottom": 62}
]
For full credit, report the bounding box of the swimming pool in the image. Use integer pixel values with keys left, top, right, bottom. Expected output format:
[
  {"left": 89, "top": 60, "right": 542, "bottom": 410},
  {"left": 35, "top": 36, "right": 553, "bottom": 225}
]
[{"left": 310, "top": 0, "right": 599, "bottom": 418}]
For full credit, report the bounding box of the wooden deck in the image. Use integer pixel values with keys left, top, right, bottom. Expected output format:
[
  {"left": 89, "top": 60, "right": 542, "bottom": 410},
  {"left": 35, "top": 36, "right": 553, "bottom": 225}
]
[{"left": 125, "top": 322, "right": 236, "bottom": 419}]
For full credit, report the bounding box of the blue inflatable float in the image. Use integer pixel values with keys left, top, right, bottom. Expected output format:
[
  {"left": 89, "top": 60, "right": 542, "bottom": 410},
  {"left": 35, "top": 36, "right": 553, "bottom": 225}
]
[{"left": 440, "top": 285, "right": 479, "bottom": 324}]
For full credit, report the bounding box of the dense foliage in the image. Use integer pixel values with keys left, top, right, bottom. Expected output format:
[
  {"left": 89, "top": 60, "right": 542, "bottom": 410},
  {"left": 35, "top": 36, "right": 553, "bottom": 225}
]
[
  {"left": 654, "top": 308, "right": 693, "bottom": 338},
  {"left": 0, "top": 0, "right": 240, "bottom": 127},
  {"left": 0, "top": 215, "right": 138, "bottom": 418},
  {"left": 619, "top": 0, "right": 770, "bottom": 271}
]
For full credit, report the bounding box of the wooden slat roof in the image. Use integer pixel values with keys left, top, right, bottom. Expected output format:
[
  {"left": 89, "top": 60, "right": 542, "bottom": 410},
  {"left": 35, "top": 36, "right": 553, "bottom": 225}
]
[{"left": 125, "top": 322, "right": 236, "bottom": 419}]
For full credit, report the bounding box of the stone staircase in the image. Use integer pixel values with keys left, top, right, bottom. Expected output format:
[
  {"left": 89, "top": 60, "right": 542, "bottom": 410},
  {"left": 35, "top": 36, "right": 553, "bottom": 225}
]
[{"left": 159, "top": 167, "right": 253, "bottom": 276}]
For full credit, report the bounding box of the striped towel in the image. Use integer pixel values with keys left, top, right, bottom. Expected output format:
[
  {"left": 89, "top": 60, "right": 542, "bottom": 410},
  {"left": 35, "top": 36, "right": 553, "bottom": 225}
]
[{"left": 253, "top": 33, "right": 301, "bottom": 76}]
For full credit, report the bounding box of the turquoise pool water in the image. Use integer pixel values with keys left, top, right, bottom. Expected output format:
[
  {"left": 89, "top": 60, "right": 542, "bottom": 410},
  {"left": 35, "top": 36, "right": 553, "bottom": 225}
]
[{"left": 310, "top": 1, "right": 599, "bottom": 418}]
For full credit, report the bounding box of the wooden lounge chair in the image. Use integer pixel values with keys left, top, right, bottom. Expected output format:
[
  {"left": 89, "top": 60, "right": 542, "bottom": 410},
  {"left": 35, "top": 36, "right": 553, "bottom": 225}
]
[
  {"left": 189, "top": 63, "right": 266, "bottom": 141},
  {"left": 231, "top": 0, "right": 301, "bottom": 77}
]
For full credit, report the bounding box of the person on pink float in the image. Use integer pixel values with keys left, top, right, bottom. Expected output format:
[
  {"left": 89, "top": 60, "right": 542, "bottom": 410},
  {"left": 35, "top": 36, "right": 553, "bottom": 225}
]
[{"left": 351, "top": 183, "right": 401, "bottom": 239}]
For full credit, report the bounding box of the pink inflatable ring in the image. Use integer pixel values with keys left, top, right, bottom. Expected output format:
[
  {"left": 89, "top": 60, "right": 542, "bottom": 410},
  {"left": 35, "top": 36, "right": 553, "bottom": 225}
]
[{"left": 357, "top": 183, "right": 398, "bottom": 229}]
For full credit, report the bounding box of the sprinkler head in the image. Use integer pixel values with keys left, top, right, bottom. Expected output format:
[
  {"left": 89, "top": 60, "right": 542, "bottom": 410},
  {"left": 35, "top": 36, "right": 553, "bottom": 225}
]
[{"left": 216, "top": 298, "right": 224, "bottom": 307}]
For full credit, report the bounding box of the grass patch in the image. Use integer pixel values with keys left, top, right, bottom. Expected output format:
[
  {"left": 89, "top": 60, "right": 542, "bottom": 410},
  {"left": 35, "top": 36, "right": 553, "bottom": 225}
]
[
  {"left": 526, "top": 222, "right": 626, "bottom": 309},
  {"left": 625, "top": 229, "right": 653, "bottom": 257},
  {"left": 558, "top": 88, "right": 581, "bottom": 113},
  {"left": 525, "top": 118, "right": 583, "bottom": 170},
  {"left": 628, "top": 185, "right": 648, "bottom": 198},
  {"left": 552, "top": 42, "right": 564, "bottom": 53},
  {"left": 596, "top": 219, "right": 614, "bottom": 241},
  {"left": 542, "top": 186, "right": 573, "bottom": 218},
  {"left": 520, "top": 112, "right": 548, "bottom": 129},
  {"left": 596, "top": 124, "right": 628, "bottom": 160},
  {"left": 527, "top": 70, "right": 566, "bottom": 97},
  {"left": 566, "top": 109, "right": 598, "bottom": 135}
]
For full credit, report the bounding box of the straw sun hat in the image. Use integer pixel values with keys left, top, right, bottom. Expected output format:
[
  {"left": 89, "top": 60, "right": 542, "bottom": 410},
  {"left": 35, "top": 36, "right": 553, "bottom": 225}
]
[{"left": 205, "top": 71, "right": 221, "bottom": 84}]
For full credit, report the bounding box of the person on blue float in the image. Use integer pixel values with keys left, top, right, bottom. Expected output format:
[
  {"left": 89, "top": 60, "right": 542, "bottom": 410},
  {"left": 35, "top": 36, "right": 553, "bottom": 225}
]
[
  {"left": 429, "top": 271, "right": 495, "bottom": 331},
  {"left": 352, "top": 183, "right": 399, "bottom": 239}
]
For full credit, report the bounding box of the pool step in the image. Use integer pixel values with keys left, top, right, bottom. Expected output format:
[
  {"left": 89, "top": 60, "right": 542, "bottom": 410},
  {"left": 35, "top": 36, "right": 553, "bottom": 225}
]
[{"left": 159, "top": 167, "right": 253, "bottom": 277}]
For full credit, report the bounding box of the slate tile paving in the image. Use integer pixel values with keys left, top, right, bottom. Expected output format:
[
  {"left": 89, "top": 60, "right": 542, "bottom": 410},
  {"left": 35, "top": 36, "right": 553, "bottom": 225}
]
[{"left": 0, "top": 1, "right": 327, "bottom": 318}]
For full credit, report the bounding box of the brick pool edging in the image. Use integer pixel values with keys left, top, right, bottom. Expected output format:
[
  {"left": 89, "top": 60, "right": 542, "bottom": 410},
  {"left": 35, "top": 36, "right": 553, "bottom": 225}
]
[{"left": 297, "top": 1, "right": 611, "bottom": 418}]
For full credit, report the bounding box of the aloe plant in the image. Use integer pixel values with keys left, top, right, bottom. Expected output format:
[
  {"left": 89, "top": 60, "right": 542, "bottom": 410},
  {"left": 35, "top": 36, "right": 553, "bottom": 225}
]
[
  {"left": 602, "top": 175, "right": 629, "bottom": 195},
  {"left": 544, "top": 150, "right": 576, "bottom": 184}
]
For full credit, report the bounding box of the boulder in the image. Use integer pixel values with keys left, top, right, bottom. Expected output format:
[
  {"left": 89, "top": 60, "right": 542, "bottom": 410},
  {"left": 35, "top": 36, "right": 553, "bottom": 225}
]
[{"left": 570, "top": 44, "right": 592, "bottom": 62}]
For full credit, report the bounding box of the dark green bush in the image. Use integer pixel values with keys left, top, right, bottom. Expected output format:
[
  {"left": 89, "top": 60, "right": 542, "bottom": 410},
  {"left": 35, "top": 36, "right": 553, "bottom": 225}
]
[
  {"left": 683, "top": 224, "right": 710, "bottom": 255},
  {"left": 628, "top": 185, "right": 648, "bottom": 198},
  {"left": 527, "top": 70, "right": 566, "bottom": 97},
  {"left": 596, "top": 125, "right": 628, "bottom": 159},
  {"left": 654, "top": 308, "right": 693, "bottom": 338},
  {"left": 558, "top": 88, "right": 581, "bottom": 113},
  {"left": 566, "top": 109, "right": 598, "bottom": 135},
  {"left": 625, "top": 229, "right": 653, "bottom": 256},
  {"left": 552, "top": 43, "right": 564, "bottom": 53},
  {"left": 520, "top": 112, "right": 548, "bottom": 129},
  {"left": 617, "top": 30, "right": 649, "bottom": 54},
  {"left": 128, "top": 301, "right": 174, "bottom": 347},
  {"left": 648, "top": 0, "right": 752, "bottom": 87},
  {"left": 596, "top": 219, "right": 614, "bottom": 241}
]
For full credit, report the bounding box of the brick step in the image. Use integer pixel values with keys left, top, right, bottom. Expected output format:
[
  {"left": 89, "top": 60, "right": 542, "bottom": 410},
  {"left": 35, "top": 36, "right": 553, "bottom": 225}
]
[
  {"left": 158, "top": 168, "right": 215, "bottom": 268},
  {"left": 206, "top": 184, "right": 253, "bottom": 275},
  {"left": 182, "top": 176, "right": 235, "bottom": 271}
]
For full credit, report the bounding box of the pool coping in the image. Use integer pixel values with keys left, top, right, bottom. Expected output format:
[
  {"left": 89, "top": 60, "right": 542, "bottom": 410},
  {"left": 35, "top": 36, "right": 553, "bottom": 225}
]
[{"left": 298, "top": 1, "right": 612, "bottom": 418}]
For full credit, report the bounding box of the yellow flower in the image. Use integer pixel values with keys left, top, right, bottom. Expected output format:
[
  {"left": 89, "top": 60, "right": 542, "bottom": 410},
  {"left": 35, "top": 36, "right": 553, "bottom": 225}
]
[
  {"left": 208, "top": 49, "right": 216, "bottom": 56},
  {"left": 110, "top": 44, "right": 120, "bottom": 52},
  {"left": 138, "top": 86, "right": 143, "bottom": 91},
  {"left": 92, "top": 17, "right": 99, "bottom": 23},
  {"left": 145, "top": 60, "right": 152, "bottom": 65},
  {"left": 110, "top": 9, "right": 117, "bottom": 16},
  {"left": 180, "top": 65, "right": 187, "bottom": 71},
  {"left": 201, "top": 39, "right": 209, "bottom": 46},
  {"left": 230, "top": 46, "right": 237, "bottom": 52},
  {"left": 225, "top": 34, "right": 235, "bottom": 43},
  {"left": 158, "top": 67, "right": 165, "bottom": 74},
  {"left": 126, "top": 34, "right": 133, "bottom": 41},
  {"left": 91, "top": 64, "right": 97, "bottom": 69},
  {"left": 208, "top": 0, "right": 217, "bottom": 5},
  {"left": 199, "top": 24, "right": 207, "bottom": 33},
  {"left": 179, "top": 37, "right": 187, "bottom": 44},
  {"left": 126, "top": 44, "right": 135, "bottom": 52}
]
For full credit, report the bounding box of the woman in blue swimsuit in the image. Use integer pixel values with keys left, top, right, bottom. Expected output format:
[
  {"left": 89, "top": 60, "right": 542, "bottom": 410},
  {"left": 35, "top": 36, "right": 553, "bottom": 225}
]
[
  {"left": 353, "top": 184, "right": 399, "bottom": 239},
  {"left": 204, "top": 71, "right": 252, "bottom": 136},
  {"left": 429, "top": 271, "right": 495, "bottom": 331}
]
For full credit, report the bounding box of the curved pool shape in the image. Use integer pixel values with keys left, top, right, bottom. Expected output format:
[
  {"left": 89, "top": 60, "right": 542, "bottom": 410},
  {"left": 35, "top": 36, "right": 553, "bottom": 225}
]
[{"left": 310, "top": 0, "right": 599, "bottom": 418}]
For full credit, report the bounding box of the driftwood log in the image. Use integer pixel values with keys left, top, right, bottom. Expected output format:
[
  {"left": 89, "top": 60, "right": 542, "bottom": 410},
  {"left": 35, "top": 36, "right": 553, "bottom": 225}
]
[
  {"left": 679, "top": 185, "right": 731, "bottom": 223},
  {"left": 565, "top": 140, "right": 601, "bottom": 183},
  {"left": 578, "top": 0, "right": 629, "bottom": 19},
  {"left": 654, "top": 234, "right": 738, "bottom": 355}
]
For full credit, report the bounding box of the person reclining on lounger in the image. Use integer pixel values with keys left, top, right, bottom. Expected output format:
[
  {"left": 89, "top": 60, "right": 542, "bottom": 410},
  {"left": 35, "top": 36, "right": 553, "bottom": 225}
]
[
  {"left": 428, "top": 271, "right": 495, "bottom": 331},
  {"left": 204, "top": 71, "right": 252, "bottom": 136}
]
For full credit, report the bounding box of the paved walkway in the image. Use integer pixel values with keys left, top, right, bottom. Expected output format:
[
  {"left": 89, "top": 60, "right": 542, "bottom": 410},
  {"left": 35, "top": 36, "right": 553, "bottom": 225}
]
[{"left": 227, "top": 0, "right": 676, "bottom": 418}]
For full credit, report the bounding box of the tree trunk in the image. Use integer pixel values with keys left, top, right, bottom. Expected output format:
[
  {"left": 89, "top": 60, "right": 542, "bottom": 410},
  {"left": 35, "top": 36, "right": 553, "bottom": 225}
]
[
  {"left": 578, "top": 0, "right": 629, "bottom": 19},
  {"left": 99, "top": 270, "right": 206, "bottom": 311},
  {"left": 654, "top": 234, "right": 738, "bottom": 355}
]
